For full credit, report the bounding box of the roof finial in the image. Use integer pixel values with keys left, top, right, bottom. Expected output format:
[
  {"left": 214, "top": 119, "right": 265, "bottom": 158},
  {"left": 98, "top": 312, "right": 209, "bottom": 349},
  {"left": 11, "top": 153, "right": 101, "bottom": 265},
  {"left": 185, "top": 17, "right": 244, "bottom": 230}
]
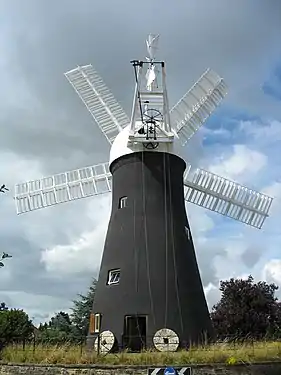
[
  {"left": 145, "top": 34, "right": 160, "bottom": 91},
  {"left": 146, "top": 34, "right": 159, "bottom": 61}
]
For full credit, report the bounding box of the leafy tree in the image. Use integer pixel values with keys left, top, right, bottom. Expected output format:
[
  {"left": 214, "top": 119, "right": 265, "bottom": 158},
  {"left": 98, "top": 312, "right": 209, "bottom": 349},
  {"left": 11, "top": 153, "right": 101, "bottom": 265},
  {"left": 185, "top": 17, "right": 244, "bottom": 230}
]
[
  {"left": 37, "top": 326, "right": 69, "bottom": 344},
  {"left": 211, "top": 275, "right": 281, "bottom": 340},
  {"left": 36, "top": 279, "right": 97, "bottom": 343},
  {"left": 0, "top": 252, "right": 12, "bottom": 269},
  {"left": 71, "top": 278, "right": 97, "bottom": 337},
  {"left": 48, "top": 311, "right": 72, "bottom": 332},
  {"left": 0, "top": 184, "right": 8, "bottom": 193},
  {"left": 0, "top": 309, "right": 33, "bottom": 345},
  {"left": 37, "top": 311, "right": 80, "bottom": 344},
  {"left": 38, "top": 322, "right": 48, "bottom": 331},
  {"left": 0, "top": 302, "right": 8, "bottom": 311}
]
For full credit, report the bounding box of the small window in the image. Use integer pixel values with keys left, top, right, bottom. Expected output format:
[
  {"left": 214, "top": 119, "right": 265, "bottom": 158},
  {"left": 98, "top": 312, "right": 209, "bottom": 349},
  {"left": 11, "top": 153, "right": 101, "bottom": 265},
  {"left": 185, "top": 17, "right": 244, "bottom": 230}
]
[
  {"left": 94, "top": 313, "right": 101, "bottom": 333},
  {"left": 118, "top": 196, "right": 127, "bottom": 209},
  {"left": 185, "top": 226, "right": 190, "bottom": 240},
  {"left": 89, "top": 313, "right": 101, "bottom": 333},
  {"left": 107, "top": 269, "right": 121, "bottom": 285}
]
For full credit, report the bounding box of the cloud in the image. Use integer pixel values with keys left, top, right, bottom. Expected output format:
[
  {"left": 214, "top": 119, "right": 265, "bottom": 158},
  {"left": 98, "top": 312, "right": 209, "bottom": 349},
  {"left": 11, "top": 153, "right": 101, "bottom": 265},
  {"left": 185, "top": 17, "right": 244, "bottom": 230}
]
[
  {"left": 262, "top": 63, "right": 281, "bottom": 101},
  {"left": 241, "top": 245, "right": 264, "bottom": 269},
  {"left": 240, "top": 119, "right": 281, "bottom": 143},
  {"left": 208, "top": 144, "right": 267, "bottom": 182},
  {"left": 187, "top": 204, "right": 215, "bottom": 235},
  {"left": 204, "top": 283, "right": 221, "bottom": 311},
  {"left": 263, "top": 182, "right": 281, "bottom": 214},
  {"left": 41, "top": 229, "right": 103, "bottom": 276},
  {"left": 41, "top": 196, "right": 110, "bottom": 276},
  {"left": 0, "top": 0, "right": 280, "bottom": 324},
  {"left": 263, "top": 260, "right": 281, "bottom": 285},
  {"left": 0, "top": 290, "right": 71, "bottom": 325}
]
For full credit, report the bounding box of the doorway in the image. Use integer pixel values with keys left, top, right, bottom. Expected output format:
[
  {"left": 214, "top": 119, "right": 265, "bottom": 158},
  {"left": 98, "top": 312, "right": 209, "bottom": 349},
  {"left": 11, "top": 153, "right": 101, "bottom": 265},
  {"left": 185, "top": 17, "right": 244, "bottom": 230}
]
[{"left": 123, "top": 315, "right": 147, "bottom": 351}]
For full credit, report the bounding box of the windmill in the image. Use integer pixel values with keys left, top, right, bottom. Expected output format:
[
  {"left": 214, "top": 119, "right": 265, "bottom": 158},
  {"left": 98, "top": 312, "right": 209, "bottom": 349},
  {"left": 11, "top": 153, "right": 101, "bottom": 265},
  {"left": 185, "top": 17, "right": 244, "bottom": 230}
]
[{"left": 14, "top": 34, "right": 273, "bottom": 352}]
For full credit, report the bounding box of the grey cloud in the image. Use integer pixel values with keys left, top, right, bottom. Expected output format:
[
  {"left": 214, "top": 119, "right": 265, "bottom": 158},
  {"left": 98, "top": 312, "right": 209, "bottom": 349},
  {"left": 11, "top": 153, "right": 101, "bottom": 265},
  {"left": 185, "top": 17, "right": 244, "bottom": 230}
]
[
  {"left": 0, "top": 290, "right": 73, "bottom": 325},
  {"left": 241, "top": 245, "right": 263, "bottom": 269},
  {"left": 196, "top": 241, "right": 227, "bottom": 287},
  {"left": 1, "top": 0, "right": 281, "bottom": 168},
  {"left": 0, "top": 0, "right": 280, "bottom": 321},
  {"left": 205, "top": 285, "right": 222, "bottom": 311}
]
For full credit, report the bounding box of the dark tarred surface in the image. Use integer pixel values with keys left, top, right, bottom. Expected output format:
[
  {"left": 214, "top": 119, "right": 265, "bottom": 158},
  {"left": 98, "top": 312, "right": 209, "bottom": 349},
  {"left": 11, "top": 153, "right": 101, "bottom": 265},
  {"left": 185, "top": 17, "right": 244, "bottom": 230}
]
[{"left": 90, "top": 151, "right": 213, "bottom": 349}]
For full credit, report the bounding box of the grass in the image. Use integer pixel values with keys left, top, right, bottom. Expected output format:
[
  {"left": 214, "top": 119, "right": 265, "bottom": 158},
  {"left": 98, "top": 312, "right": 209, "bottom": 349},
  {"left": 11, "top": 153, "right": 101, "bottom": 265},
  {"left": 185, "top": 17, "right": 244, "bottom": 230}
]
[{"left": 1, "top": 341, "right": 281, "bottom": 365}]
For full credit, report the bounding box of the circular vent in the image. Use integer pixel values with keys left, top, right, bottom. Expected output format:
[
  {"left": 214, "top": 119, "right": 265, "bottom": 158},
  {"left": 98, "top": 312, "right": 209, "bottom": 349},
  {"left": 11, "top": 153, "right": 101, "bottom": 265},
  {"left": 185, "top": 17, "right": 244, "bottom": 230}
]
[
  {"left": 94, "top": 330, "right": 115, "bottom": 353},
  {"left": 153, "top": 328, "right": 179, "bottom": 352}
]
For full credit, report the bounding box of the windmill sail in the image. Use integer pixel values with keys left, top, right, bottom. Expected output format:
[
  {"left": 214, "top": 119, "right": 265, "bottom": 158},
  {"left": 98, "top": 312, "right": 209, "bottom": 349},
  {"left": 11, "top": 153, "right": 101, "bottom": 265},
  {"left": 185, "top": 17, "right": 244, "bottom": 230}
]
[
  {"left": 183, "top": 167, "right": 272, "bottom": 229},
  {"left": 65, "top": 65, "right": 129, "bottom": 144},
  {"left": 15, "top": 163, "right": 111, "bottom": 214},
  {"left": 170, "top": 69, "right": 227, "bottom": 146}
]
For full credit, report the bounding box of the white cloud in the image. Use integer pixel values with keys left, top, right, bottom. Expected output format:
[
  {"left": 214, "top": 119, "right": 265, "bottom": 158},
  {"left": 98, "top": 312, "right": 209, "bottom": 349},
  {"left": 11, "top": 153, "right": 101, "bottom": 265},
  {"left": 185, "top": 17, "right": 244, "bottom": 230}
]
[
  {"left": 0, "top": 290, "right": 71, "bottom": 326},
  {"left": 263, "top": 182, "right": 281, "bottom": 214},
  {"left": 204, "top": 283, "right": 221, "bottom": 310},
  {"left": 240, "top": 120, "right": 281, "bottom": 142},
  {"left": 208, "top": 144, "right": 267, "bottom": 181},
  {"left": 187, "top": 204, "right": 215, "bottom": 236},
  {"left": 0, "top": 151, "right": 43, "bottom": 185},
  {"left": 263, "top": 259, "right": 281, "bottom": 285},
  {"left": 40, "top": 195, "right": 110, "bottom": 276},
  {"left": 0, "top": 0, "right": 280, "bottom": 323},
  {"left": 41, "top": 223, "right": 106, "bottom": 276}
]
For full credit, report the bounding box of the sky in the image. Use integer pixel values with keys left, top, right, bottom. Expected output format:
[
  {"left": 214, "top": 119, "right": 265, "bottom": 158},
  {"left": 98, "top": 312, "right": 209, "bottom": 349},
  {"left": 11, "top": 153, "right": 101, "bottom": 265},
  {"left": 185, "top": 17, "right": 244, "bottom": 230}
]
[{"left": 0, "top": 0, "right": 281, "bottom": 325}]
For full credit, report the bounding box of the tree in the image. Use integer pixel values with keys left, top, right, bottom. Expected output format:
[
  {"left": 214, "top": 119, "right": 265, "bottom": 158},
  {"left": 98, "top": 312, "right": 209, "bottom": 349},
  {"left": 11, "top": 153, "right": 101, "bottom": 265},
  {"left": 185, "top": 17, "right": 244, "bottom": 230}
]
[
  {"left": 71, "top": 278, "right": 97, "bottom": 337},
  {"left": 0, "top": 184, "right": 8, "bottom": 193},
  {"left": 211, "top": 275, "right": 281, "bottom": 340},
  {"left": 0, "top": 252, "right": 12, "bottom": 269},
  {"left": 0, "top": 302, "right": 8, "bottom": 311},
  {"left": 38, "top": 322, "right": 48, "bottom": 331},
  {"left": 0, "top": 309, "right": 33, "bottom": 345},
  {"left": 49, "top": 311, "right": 72, "bottom": 332},
  {"left": 37, "top": 311, "right": 80, "bottom": 344},
  {"left": 36, "top": 279, "right": 97, "bottom": 343}
]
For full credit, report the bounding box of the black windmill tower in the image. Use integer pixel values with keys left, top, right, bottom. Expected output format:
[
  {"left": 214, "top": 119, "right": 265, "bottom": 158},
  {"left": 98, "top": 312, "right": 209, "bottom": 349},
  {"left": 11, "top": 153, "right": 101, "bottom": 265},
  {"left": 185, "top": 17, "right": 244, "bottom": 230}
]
[{"left": 15, "top": 34, "right": 273, "bottom": 352}]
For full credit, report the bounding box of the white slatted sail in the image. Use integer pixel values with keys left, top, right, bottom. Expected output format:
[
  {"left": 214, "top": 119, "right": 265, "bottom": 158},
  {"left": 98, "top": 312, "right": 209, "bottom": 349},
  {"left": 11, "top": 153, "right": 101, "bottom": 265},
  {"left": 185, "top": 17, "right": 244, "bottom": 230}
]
[
  {"left": 65, "top": 65, "right": 129, "bottom": 144},
  {"left": 170, "top": 69, "right": 227, "bottom": 146},
  {"left": 183, "top": 167, "right": 272, "bottom": 229},
  {"left": 15, "top": 163, "right": 111, "bottom": 214}
]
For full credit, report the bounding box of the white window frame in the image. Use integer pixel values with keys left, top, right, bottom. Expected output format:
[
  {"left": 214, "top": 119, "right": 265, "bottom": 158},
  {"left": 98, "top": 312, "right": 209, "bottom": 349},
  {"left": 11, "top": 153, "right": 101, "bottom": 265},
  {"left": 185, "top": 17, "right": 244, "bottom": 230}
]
[
  {"left": 185, "top": 226, "right": 190, "bottom": 240},
  {"left": 119, "top": 196, "right": 128, "bottom": 209},
  {"left": 94, "top": 313, "right": 101, "bottom": 333},
  {"left": 107, "top": 269, "right": 121, "bottom": 285}
]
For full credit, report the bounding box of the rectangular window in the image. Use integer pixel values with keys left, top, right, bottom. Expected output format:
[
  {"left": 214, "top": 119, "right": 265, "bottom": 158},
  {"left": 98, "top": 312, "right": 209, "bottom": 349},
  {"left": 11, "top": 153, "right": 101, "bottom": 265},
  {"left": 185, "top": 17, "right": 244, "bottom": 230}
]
[
  {"left": 118, "top": 196, "right": 127, "bottom": 209},
  {"left": 89, "top": 313, "right": 101, "bottom": 333},
  {"left": 94, "top": 313, "right": 101, "bottom": 333},
  {"left": 107, "top": 269, "right": 121, "bottom": 285},
  {"left": 185, "top": 226, "right": 190, "bottom": 240}
]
